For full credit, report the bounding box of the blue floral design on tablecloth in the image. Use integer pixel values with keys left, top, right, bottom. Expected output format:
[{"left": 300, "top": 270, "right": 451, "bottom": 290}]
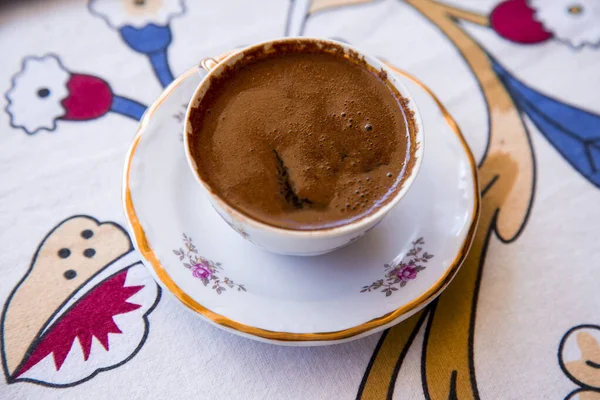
[
  {"left": 492, "top": 58, "right": 600, "bottom": 189},
  {"left": 88, "top": 0, "right": 186, "bottom": 88}
]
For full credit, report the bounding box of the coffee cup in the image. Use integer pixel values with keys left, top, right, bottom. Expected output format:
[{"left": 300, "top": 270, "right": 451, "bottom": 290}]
[{"left": 184, "top": 38, "right": 423, "bottom": 256}]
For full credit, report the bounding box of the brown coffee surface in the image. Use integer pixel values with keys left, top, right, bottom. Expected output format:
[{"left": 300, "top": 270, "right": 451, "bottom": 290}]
[{"left": 189, "top": 44, "right": 414, "bottom": 230}]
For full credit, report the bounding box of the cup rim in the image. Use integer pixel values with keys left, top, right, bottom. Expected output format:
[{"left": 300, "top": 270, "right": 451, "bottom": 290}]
[{"left": 183, "top": 37, "right": 424, "bottom": 237}]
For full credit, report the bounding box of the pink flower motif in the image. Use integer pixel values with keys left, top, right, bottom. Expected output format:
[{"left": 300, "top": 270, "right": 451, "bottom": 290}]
[
  {"left": 191, "top": 261, "right": 212, "bottom": 280},
  {"left": 490, "top": 0, "right": 552, "bottom": 45},
  {"left": 396, "top": 264, "right": 417, "bottom": 282}
]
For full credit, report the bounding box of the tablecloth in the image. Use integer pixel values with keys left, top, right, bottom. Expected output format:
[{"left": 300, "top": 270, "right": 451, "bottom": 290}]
[{"left": 1, "top": 0, "right": 599, "bottom": 399}]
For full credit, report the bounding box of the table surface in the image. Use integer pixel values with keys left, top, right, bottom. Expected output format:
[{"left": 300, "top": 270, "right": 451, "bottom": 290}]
[{"left": 1, "top": 1, "right": 599, "bottom": 399}]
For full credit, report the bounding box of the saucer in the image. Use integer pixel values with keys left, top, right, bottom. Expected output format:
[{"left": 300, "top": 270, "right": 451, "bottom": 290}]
[{"left": 122, "top": 64, "right": 480, "bottom": 346}]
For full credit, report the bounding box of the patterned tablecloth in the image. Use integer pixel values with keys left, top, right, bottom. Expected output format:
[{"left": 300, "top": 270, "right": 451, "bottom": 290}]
[{"left": 1, "top": 0, "right": 599, "bottom": 399}]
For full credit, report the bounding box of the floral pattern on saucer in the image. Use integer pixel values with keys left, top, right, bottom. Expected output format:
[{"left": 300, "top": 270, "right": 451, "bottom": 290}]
[
  {"left": 173, "top": 102, "right": 188, "bottom": 141},
  {"left": 224, "top": 220, "right": 251, "bottom": 241},
  {"left": 361, "top": 237, "right": 433, "bottom": 297},
  {"left": 172, "top": 233, "right": 246, "bottom": 294},
  {"left": 172, "top": 102, "right": 188, "bottom": 124}
]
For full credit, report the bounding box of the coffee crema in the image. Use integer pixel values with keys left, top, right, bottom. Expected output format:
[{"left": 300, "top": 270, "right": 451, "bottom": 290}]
[{"left": 188, "top": 41, "right": 416, "bottom": 230}]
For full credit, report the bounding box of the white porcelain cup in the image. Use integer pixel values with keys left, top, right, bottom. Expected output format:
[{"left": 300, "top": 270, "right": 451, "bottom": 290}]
[{"left": 184, "top": 38, "right": 423, "bottom": 256}]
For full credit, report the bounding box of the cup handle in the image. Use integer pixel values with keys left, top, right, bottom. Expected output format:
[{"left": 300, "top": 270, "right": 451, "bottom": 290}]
[{"left": 200, "top": 58, "right": 219, "bottom": 72}]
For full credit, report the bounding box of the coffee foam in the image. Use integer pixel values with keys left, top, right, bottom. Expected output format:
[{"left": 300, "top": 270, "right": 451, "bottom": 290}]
[{"left": 189, "top": 40, "right": 416, "bottom": 230}]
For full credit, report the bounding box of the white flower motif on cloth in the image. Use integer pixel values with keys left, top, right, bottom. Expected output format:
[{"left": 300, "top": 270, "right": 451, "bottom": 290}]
[
  {"left": 5, "top": 55, "right": 69, "bottom": 135},
  {"left": 4, "top": 54, "right": 148, "bottom": 134},
  {"left": 531, "top": 0, "right": 600, "bottom": 48},
  {"left": 89, "top": 0, "right": 186, "bottom": 29}
]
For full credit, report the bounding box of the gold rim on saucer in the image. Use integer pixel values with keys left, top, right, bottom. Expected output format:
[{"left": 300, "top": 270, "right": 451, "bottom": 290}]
[{"left": 122, "top": 60, "right": 481, "bottom": 342}]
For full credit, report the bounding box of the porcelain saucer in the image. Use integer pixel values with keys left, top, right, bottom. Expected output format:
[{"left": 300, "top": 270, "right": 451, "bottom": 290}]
[{"left": 122, "top": 64, "right": 480, "bottom": 346}]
